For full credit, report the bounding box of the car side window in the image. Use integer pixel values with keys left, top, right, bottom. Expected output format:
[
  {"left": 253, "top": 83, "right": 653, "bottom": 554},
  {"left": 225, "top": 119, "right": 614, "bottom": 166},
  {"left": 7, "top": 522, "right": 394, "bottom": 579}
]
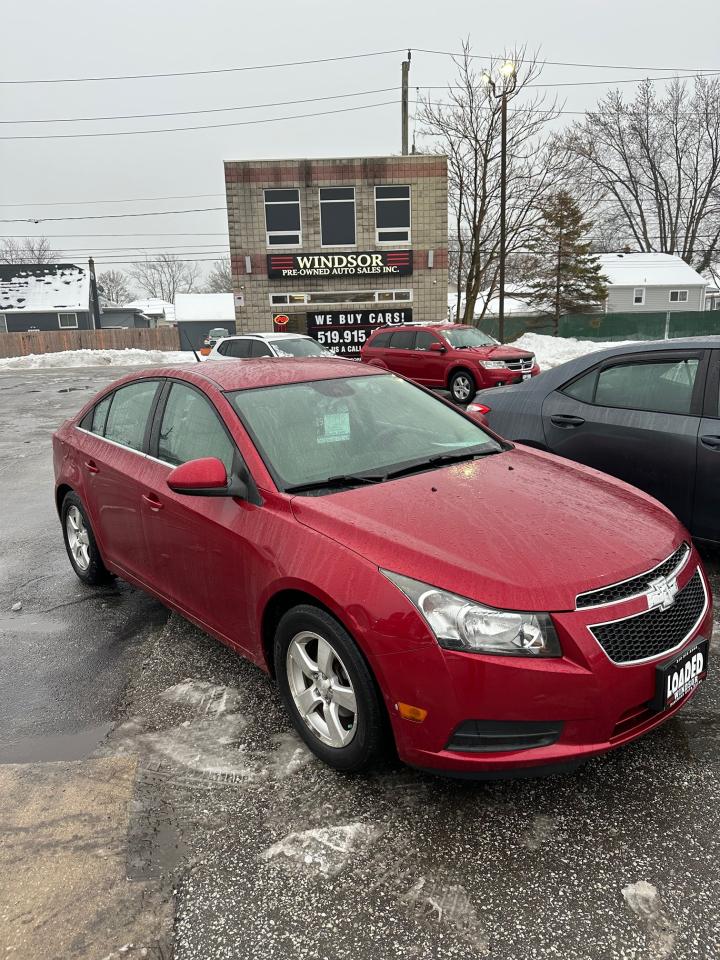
[
  {"left": 251, "top": 340, "right": 273, "bottom": 357},
  {"left": 594, "top": 358, "right": 700, "bottom": 415},
  {"left": 389, "top": 329, "right": 415, "bottom": 349},
  {"left": 103, "top": 380, "right": 160, "bottom": 452},
  {"left": 369, "top": 330, "right": 391, "bottom": 348},
  {"left": 216, "top": 341, "right": 230, "bottom": 356},
  {"left": 223, "top": 339, "right": 250, "bottom": 358},
  {"left": 561, "top": 370, "right": 597, "bottom": 403},
  {"left": 81, "top": 393, "right": 113, "bottom": 434},
  {"left": 415, "top": 331, "right": 438, "bottom": 351},
  {"left": 158, "top": 382, "right": 235, "bottom": 473}
]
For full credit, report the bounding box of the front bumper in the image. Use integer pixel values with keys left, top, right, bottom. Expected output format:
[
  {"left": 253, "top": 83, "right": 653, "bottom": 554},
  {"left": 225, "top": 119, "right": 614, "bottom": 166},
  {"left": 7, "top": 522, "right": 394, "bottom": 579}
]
[{"left": 371, "top": 554, "right": 711, "bottom": 777}]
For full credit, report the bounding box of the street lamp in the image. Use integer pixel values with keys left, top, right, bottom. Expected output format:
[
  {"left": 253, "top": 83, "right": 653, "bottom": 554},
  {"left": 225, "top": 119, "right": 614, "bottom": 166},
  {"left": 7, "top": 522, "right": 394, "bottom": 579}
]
[{"left": 481, "top": 60, "right": 517, "bottom": 343}]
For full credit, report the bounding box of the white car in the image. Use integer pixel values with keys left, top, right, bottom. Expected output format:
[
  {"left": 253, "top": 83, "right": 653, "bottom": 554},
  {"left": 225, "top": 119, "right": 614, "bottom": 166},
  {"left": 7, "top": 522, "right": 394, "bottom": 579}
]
[{"left": 208, "top": 332, "right": 334, "bottom": 360}]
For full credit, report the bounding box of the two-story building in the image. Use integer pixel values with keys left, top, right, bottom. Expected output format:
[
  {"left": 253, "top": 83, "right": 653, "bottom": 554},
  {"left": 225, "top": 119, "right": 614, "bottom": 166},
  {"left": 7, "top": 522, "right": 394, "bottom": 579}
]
[{"left": 224, "top": 155, "right": 448, "bottom": 357}]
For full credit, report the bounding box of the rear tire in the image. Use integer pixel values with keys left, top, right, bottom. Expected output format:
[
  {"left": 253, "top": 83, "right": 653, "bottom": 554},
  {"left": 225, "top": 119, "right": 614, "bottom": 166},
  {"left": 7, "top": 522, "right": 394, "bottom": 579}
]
[
  {"left": 274, "top": 604, "right": 386, "bottom": 772},
  {"left": 61, "top": 491, "right": 112, "bottom": 586},
  {"left": 449, "top": 369, "right": 476, "bottom": 404}
]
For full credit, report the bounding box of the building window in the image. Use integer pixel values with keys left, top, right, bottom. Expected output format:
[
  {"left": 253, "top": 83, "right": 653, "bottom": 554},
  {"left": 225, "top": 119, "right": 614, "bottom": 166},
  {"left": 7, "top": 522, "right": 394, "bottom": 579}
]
[
  {"left": 669, "top": 290, "right": 689, "bottom": 303},
  {"left": 58, "top": 313, "right": 78, "bottom": 328},
  {"left": 264, "top": 188, "right": 301, "bottom": 247},
  {"left": 633, "top": 288, "right": 645, "bottom": 305},
  {"left": 375, "top": 186, "right": 411, "bottom": 243},
  {"left": 319, "top": 187, "right": 356, "bottom": 246},
  {"left": 0, "top": 314, "right": 7, "bottom": 334},
  {"left": 269, "top": 290, "right": 413, "bottom": 306}
]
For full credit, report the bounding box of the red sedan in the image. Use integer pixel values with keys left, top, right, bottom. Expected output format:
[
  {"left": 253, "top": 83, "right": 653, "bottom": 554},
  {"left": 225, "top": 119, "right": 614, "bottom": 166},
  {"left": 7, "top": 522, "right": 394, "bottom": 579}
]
[{"left": 53, "top": 359, "right": 711, "bottom": 777}]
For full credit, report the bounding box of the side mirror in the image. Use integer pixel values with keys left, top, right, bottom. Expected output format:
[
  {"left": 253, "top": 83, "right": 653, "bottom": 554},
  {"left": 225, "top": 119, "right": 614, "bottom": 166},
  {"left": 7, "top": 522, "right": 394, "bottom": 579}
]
[
  {"left": 429, "top": 342, "right": 446, "bottom": 353},
  {"left": 167, "top": 457, "right": 248, "bottom": 499}
]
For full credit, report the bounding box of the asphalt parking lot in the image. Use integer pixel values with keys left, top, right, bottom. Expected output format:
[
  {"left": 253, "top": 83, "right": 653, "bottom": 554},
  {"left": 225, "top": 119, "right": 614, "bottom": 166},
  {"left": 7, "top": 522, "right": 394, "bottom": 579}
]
[{"left": 2, "top": 364, "right": 720, "bottom": 960}]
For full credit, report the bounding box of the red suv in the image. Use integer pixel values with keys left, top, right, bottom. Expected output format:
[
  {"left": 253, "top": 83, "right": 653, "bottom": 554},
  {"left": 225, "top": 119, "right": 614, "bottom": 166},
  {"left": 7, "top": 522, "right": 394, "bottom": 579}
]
[{"left": 361, "top": 322, "right": 540, "bottom": 403}]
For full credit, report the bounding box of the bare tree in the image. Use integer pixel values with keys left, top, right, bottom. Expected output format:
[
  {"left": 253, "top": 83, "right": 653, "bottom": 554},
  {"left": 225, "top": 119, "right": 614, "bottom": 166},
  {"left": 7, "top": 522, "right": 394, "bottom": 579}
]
[
  {"left": 420, "top": 42, "right": 561, "bottom": 324},
  {"left": 129, "top": 253, "right": 200, "bottom": 302},
  {"left": 564, "top": 77, "right": 720, "bottom": 272},
  {"left": 97, "top": 268, "right": 134, "bottom": 304},
  {"left": 0, "top": 236, "right": 59, "bottom": 264},
  {"left": 204, "top": 256, "right": 233, "bottom": 293}
]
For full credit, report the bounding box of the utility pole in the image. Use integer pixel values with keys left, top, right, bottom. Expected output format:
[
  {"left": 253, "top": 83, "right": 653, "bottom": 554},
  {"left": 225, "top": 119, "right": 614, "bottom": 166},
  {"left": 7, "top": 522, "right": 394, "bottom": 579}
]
[
  {"left": 498, "top": 91, "right": 508, "bottom": 342},
  {"left": 554, "top": 228, "right": 563, "bottom": 337},
  {"left": 401, "top": 51, "right": 411, "bottom": 155},
  {"left": 88, "top": 257, "right": 101, "bottom": 330}
]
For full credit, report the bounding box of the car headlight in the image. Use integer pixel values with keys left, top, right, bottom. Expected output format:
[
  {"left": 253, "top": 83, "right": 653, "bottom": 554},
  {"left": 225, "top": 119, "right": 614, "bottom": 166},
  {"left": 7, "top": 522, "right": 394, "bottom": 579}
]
[
  {"left": 479, "top": 360, "right": 507, "bottom": 369},
  {"left": 382, "top": 571, "right": 561, "bottom": 657}
]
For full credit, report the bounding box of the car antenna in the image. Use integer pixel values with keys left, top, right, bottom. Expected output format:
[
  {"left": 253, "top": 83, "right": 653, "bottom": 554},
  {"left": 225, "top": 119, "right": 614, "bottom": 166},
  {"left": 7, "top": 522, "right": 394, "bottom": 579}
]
[{"left": 178, "top": 324, "right": 201, "bottom": 362}]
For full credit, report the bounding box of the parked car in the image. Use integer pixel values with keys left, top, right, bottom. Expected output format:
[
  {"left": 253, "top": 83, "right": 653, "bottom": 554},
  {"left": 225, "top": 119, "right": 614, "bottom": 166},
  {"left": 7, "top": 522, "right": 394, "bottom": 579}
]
[
  {"left": 209, "top": 332, "right": 333, "bottom": 360},
  {"left": 200, "top": 327, "right": 231, "bottom": 356},
  {"left": 468, "top": 337, "right": 720, "bottom": 543},
  {"left": 360, "top": 322, "right": 540, "bottom": 403},
  {"left": 53, "top": 359, "right": 710, "bottom": 777}
]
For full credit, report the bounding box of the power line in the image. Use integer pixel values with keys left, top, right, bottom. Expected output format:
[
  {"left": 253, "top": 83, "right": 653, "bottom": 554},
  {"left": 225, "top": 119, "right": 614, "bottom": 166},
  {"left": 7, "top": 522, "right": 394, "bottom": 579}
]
[
  {"left": 412, "top": 48, "right": 720, "bottom": 74},
  {"left": 0, "top": 49, "right": 406, "bottom": 85},
  {"left": 0, "top": 99, "right": 396, "bottom": 141},
  {"left": 0, "top": 194, "right": 225, "bottom": 209},
  {"left": 0, "top": 232, "right": 230, "bottom": 238},
  {"left": 0, "top": 206, "right": 225, "bottom": 224},
  {"left": 0, "top": 86, "right": 400, "bottom": 126}
]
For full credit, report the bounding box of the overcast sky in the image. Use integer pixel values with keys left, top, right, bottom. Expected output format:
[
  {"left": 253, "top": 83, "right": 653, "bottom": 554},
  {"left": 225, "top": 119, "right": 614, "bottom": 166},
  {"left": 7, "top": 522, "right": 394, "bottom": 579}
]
[{"left": 2, "top": 0, "right": 718, "bottom": 282}]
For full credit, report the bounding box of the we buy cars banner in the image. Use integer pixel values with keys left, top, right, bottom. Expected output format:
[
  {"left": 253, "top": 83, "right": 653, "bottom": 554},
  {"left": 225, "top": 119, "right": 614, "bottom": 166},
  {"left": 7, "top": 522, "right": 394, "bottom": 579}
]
[{"left": 306, "top": 308, "right": 413, "bottom": 358}]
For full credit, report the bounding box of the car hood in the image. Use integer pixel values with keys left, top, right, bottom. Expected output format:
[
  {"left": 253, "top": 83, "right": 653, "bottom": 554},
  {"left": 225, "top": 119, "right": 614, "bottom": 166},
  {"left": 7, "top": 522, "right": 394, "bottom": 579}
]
[
  {"left": 290, "top": 445, "right": 684, "bottom": 612},
  {"left": 456, "top": 345, "right": 533, "bottom": 360}
]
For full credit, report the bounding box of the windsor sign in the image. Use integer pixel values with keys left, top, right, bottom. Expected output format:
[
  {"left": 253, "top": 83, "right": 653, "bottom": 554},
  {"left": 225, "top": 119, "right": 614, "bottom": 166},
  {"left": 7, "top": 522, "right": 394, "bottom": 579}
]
[{"left": 267, "top": 250, "right": 413, "bottom": 279}]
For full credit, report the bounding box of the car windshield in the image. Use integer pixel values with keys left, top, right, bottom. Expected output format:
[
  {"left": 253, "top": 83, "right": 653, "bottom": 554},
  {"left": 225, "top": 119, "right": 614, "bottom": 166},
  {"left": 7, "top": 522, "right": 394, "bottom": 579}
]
[
  {"left": 274, "top": 338, "right": 331, "bottom": 357},
  {"left": 228, "top": 373, "right": 503, "bottom": 493},
  {"left": 441, "top": 328, "right": 498, "bottom": 348}
]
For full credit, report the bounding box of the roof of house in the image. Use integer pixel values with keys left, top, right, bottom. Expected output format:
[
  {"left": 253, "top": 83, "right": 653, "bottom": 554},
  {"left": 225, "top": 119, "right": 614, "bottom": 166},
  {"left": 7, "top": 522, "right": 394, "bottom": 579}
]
[
  {"left": 174, "top": 293, "right": 235, "bottom": 323},
  {"left": 597, "top": 253, "right": 706, "bottom": 288},
  {"left": 0, "top": 263, "right": 90, "bottom": 313},
  {"left": 124, "top": 298, "right": 175, "bottom": 321}
]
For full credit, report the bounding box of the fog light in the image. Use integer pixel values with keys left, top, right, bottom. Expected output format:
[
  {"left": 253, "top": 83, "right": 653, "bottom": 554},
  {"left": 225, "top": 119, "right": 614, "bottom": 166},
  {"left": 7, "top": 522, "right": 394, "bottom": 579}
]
[{"left": 397, "top": 702, "right": 428, "bottom": 723}]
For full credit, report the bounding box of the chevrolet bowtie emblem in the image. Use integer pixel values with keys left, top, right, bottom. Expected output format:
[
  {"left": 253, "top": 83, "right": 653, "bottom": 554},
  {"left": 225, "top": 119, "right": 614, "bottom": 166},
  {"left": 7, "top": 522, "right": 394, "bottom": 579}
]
[{"left": 646, "top": 574, "right": 678, "bottom": 612}]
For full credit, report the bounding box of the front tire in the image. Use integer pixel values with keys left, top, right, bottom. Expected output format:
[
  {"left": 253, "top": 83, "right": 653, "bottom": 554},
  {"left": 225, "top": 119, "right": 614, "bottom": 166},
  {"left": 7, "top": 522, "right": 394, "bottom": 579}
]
[
  {"left": 274, "top": 604, "right": 386, "bottom": 772},
  {"left": 61, "top": 491, "right": 112, "bottom": 585},
  {"left": 449, "top": 369, "right": 476, "bottom": 404}
]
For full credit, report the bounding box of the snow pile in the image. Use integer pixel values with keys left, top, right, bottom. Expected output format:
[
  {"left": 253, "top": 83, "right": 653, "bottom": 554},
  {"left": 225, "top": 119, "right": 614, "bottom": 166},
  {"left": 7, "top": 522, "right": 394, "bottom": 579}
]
[
  {"left": 510, "top": 332, "right": 639, "bottom": 370},
  {"left": 0, "top": 348, "right": 195, "bottom": 370},
  {"left": 0, "top": 263, "right": 89, "bottom": 313}
]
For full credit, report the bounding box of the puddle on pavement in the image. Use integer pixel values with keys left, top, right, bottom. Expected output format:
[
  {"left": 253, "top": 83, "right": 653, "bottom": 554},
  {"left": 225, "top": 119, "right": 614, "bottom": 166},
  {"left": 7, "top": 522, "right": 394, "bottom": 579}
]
[{"left": 0, "top": 721, "right": 114, "bottom": 764}]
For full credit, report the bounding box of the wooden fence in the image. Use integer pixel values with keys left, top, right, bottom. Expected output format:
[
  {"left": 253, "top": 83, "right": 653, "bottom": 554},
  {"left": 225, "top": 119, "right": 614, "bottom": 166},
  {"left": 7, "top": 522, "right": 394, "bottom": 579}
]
[{"left": 0, "top": 326, "right": 181, "bottom": 359}]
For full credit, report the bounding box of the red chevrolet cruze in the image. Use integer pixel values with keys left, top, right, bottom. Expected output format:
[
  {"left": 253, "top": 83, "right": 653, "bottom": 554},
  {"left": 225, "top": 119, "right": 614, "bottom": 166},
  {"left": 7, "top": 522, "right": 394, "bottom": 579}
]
[
  {"left": 53, "top": 358, "right": 711, "bottom": 777},
  {"left": 360, "top": 322, "right": 540, "bottom": 403}
]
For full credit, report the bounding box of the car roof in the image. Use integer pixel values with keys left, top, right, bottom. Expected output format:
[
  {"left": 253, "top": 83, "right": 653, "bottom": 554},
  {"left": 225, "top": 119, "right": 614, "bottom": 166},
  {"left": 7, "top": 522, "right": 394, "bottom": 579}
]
[
  {"left": 218, "top": 332, "right": 312, "bottom": 342},
  {"left": 130, "top": 357, "right": 386, "bottom": 392}
]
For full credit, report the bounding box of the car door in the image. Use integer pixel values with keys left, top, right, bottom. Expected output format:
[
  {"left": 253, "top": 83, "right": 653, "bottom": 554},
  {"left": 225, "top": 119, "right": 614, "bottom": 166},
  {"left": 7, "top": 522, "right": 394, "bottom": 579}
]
[
  {"left": 693, "top": 349, "right": 720, "bottom": 541},
  {"left": 385, "top": 328, "right": 418, "bottom": 378},
  {"left": 138, "top": 379, "right": 258, "bottom": 651},
  {"left": 412, "top": 330, "right": 447, "bottom": 386},
  {"left": 78, "top": 378, "right": 163, "bottom": 581},
  {"left": 541, "top": 350, "right": 707, "bottom": 529}
]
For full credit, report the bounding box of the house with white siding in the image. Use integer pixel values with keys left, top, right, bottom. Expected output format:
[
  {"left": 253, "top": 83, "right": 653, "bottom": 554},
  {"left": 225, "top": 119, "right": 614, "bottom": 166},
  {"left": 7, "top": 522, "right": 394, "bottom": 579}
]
[{"left": 598, "top": 253, "right": 707, "bottom": 312}]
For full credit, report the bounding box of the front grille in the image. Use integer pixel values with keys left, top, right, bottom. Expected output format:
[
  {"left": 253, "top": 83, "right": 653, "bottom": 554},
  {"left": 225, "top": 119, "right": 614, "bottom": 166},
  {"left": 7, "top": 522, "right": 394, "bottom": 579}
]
[
  {"left": 446, "top": 719, "right": 563, "bottom": 753},
  {"left": 577, "top": 542, "right": 690, "bottom": 609},
  {"left": 504, "top": 355, "right": 534, "bottom": 372},
  {"left": 590, "top": 569, "right": 705, "bottom": 664}
]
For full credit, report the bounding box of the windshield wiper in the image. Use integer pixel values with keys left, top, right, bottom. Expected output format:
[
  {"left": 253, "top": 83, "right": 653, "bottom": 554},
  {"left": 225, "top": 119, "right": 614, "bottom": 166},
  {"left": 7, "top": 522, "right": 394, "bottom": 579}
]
[
  {"left": 284, "top": 474, "right": 383, "bottom": 494},
  {"left": 380, "top": 448, "right": 502, "bottom": 481}
]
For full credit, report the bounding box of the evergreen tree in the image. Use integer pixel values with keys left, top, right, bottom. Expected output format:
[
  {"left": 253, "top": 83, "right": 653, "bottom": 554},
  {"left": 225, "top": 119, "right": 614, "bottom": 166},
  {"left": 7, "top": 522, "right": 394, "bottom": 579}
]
[{"left": 527, "top": 192, "right": 608, "bottom": 333}]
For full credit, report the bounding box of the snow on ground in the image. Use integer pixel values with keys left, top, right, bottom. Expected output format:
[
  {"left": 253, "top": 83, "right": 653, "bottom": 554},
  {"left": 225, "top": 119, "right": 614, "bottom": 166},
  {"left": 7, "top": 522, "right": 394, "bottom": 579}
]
[
  {"left": 509, "top": 332, "right": 639, "bottom": 370},
  {"left": 0, "top": 348, "right": 194, "bottom": 370}
]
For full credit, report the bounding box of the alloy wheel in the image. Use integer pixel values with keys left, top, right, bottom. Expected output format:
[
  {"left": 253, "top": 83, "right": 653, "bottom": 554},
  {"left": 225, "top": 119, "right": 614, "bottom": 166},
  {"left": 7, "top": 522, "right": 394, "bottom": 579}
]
[
  {"left": 453, "top": 375, "right": 473, "bottom": 402},
  {"left": 66, "top": 505, "right": 90, "bottom": 571},
  {"left": 286, "top": 630, "right": 358, "bottom": 748}
]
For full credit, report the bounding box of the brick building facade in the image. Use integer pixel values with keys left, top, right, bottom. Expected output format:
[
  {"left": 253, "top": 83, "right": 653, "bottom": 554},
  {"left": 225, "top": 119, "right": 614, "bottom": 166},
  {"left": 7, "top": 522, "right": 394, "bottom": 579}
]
[{"left": 224, "top": 155, "right": 448, "bottom": 357}]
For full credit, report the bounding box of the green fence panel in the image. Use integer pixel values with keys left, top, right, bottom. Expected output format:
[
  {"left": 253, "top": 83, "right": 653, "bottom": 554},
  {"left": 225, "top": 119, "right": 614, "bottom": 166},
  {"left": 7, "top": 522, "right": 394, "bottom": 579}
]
[
  {"left": 668, "top": 310, "right": 720, "bottom": 339},
  {"left": 559, "top": 312, "right": 667, "bottom": 341}
]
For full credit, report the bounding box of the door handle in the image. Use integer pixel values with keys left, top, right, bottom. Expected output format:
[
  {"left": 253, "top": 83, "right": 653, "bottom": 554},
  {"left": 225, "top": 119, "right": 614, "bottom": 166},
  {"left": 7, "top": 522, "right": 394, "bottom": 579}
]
[
  {"left": 550, "top": 414, "right": 586, "bottom": 428},
  {"left": 85, "top": 460, "right": 99, "bottom": 474},
  {"left": 142, "top": 493, "right": 164, "bottom": 511},
  {"left": 700, "top": 434, "right": 720, "bottom": 450}
]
